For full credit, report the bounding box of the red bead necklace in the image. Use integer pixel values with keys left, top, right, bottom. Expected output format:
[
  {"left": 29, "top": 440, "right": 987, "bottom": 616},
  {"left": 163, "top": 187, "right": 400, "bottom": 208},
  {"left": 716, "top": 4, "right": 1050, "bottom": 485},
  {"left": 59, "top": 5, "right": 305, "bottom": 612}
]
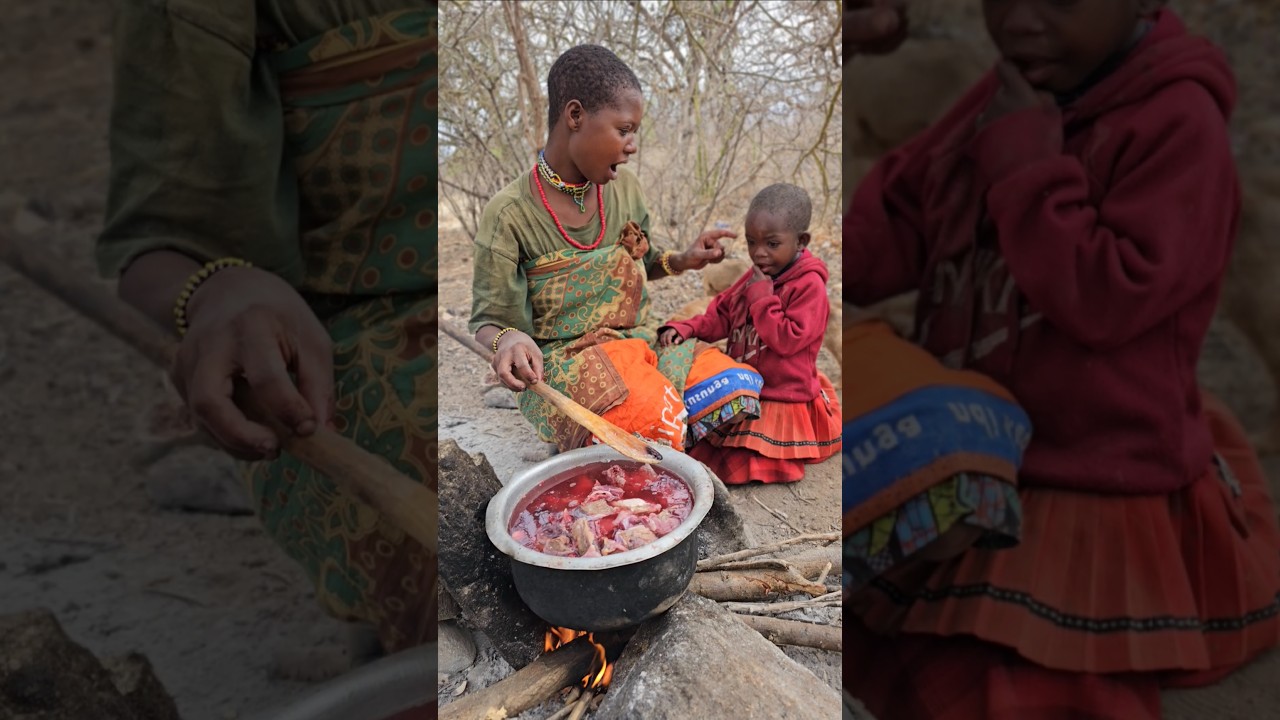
[{"left": 532, "top": 166, "right": 605, "bottom": 251}]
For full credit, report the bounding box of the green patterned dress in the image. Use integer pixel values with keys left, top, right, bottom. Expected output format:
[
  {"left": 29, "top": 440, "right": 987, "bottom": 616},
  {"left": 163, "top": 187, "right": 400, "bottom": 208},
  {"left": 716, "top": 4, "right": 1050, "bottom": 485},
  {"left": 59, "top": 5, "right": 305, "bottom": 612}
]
[
  {"left": 97, "top": 0, "right": 437, "bottom": 652},
  {"left": 469, "top": 169, "right": 701, "bottom": 451}
]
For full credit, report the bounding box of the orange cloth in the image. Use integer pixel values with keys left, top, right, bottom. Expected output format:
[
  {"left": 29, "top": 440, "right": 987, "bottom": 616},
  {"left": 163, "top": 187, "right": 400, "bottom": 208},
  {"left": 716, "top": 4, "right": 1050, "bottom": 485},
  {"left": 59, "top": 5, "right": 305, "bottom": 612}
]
[{"left": 591, "top": 338, "right": 686, "bottom": 449}]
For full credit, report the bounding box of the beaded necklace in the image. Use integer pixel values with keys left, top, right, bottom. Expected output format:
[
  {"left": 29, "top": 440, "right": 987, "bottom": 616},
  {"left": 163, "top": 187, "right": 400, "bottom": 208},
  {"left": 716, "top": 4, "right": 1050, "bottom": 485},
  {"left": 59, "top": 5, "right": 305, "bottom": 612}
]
[
  {"left": 532, "top": 166, "right": 605, "bottom": 251},
  {"left": 537, "top": 149, "right": 592, "bottom": 213}
]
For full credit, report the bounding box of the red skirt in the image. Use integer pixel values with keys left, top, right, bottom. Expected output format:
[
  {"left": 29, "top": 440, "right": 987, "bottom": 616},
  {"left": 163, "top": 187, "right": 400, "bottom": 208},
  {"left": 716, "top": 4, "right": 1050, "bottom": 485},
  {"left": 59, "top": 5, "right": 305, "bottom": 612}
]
[
  {"left": 690, "top": 372, "right": 841, "bottom": 484},
  {"left": 846, "top": 393, "right": 1280, "bottom": 718}
]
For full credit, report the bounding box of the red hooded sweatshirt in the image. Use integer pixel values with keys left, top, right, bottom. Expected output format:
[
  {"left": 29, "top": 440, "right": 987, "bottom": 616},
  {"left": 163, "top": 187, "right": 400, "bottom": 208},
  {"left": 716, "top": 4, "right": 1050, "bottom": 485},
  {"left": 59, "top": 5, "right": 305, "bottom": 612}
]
[
  {"left": 666, "top": 249, "right": 830, "bottom": 402},
  {"left": 844, "top": 9, "right": 1239, "bottom": 494}
]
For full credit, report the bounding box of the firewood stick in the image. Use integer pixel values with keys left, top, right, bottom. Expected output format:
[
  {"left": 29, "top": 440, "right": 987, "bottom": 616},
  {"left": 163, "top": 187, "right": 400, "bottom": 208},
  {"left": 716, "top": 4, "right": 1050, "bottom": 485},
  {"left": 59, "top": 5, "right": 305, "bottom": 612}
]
[
  {"left": 734, "top": 614, "right": 843, "bottom": 652},
  {"left": 699, "top": 549, "right": 841, "bottom": 579},
  {"left": 752, "top": 494, "right": 803, "bottom": 534},
  {"left": 815, "top": 561, "right": 833, "bottom": 586},
  {"left": 545, "top": 689, "right": 583, "bottom": 720},
  {"left": 439, "top": 639, "right": 596, "bottom": 720},
  {"left": 696, "top": 532, "right": 839, "bottom": 571},
  {"left": 545, "top": 703, "right": 573, "bottom": 720},
  {"left": 721, "top": 591, "right": 842, "bottom": 615},
  {"left": 690, "top": 567, "right": 827, "bottom": 601},
  {"left": 566, "top": 690, "right": 594, "bottom": 720}
]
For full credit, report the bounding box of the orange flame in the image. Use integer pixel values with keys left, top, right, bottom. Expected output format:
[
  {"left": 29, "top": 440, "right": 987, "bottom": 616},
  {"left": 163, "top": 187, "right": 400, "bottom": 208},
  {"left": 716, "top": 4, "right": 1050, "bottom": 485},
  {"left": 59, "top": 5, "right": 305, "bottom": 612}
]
[{"left": 544, "top": 627, "right": 614, "bottom": 688}]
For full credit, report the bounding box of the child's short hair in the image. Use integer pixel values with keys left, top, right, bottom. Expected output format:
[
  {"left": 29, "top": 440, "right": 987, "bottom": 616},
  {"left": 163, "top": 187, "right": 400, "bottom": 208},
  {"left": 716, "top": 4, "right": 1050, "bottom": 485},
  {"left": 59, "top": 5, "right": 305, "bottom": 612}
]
[
  {"left": 748, "top": 183, "right": 812, "bottom": 234},
  {"left": 546, "top": 45, "right": 642, "bottom": 131}
]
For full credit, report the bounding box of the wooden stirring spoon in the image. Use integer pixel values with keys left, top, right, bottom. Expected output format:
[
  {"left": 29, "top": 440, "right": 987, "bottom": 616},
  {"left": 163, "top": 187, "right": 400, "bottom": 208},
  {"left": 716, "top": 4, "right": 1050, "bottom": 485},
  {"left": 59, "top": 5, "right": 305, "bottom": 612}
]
[
  {"left": 0, "top": 232, "right": 438, "bottom": 553},
  {"left": 438, "top": 319, "right": 662, "bottom": 464}
]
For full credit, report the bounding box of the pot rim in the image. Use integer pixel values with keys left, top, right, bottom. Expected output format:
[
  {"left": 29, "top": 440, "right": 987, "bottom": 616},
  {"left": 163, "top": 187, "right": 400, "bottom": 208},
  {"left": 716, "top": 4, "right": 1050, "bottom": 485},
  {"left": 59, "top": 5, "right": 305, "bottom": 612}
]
[{"left": 485, "top": 443, "right": 714, "bottom": 570}]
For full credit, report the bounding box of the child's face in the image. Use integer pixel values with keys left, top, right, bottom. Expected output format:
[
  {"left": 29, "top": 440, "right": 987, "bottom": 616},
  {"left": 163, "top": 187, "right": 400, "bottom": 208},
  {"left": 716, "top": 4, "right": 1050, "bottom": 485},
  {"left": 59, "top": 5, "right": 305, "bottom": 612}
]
[
  {"left": 983, "top": 0, "right": 1157, "bottom": 94},
  {"left": 745, "top": 210, "right": 809, "bottom": 277},
  {"left": 566, "top": 87, "right": 643, "bottom": 186}
]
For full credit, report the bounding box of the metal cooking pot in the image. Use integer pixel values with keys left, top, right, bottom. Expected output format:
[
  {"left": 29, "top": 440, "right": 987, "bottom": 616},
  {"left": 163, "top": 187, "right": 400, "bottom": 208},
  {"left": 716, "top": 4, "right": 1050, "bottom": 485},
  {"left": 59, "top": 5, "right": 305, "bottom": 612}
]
[{"left": 485, "top": 444, "right": 714, "bottom": 632}]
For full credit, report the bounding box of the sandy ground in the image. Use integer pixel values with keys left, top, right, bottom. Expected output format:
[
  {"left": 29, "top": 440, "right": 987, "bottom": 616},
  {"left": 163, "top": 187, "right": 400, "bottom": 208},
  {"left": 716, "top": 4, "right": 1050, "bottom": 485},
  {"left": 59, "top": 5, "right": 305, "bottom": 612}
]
[{"left": 435, "top": 192, "right": 845, "bottom": 714}]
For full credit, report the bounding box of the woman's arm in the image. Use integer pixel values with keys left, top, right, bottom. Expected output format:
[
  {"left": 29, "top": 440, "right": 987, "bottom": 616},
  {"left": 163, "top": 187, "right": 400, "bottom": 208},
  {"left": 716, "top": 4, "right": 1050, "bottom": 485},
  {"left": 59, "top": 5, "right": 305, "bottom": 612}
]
[
  {"left": 470, "top": 206, "right": 543, "bottom": 390},
  {"left": 646, "top": 230, "right": 736, "bottom": 281},
  {"left": 117, "top": 250, "right": 203, "bottom": 330},
  {"left": 99, "top": 3, "right": 330, "bottom": 459},
  {"left": 98, "top": 0, "right": 299, "bottom": 286}
]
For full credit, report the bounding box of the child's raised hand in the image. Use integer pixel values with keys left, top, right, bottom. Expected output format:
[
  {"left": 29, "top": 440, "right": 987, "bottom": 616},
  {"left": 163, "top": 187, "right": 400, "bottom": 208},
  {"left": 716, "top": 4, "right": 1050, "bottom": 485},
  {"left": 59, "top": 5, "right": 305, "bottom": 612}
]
[
  {"left": 977, "top": 61, "right": 1054, "bottom": 131},
  {"left": 746, "top": 265, "right": 770, "bottom": 286},
  {"left": 678, "top": 229, "right": 735, "bottom": 272},
  {"left": 658, "top": 327, "right": 684, "bottom": 347}
]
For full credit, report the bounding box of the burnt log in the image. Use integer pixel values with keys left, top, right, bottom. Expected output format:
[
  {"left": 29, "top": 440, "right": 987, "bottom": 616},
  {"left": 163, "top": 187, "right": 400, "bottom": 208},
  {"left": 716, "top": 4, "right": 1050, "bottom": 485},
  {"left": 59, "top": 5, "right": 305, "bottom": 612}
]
[{"left": 437, "top": 638, "right": 597, "bottom": 720}]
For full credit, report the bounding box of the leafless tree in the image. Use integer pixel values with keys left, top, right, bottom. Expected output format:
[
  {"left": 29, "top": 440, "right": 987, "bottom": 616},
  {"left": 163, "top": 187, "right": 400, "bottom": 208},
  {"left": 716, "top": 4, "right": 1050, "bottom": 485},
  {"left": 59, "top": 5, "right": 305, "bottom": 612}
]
[{"left": 439, "top": 0, "right": 842, "bottom": 248}]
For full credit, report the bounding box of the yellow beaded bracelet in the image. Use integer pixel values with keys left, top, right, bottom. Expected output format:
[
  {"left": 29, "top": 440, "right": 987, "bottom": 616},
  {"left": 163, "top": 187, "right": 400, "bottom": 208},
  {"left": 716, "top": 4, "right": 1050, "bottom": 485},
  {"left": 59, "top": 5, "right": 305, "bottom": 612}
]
[
  {"left": 660, "top": 250, "right": 682, "bottom": 277},
  {"left": 173, "top": 257, "right": 253, "bottom": 336},
  {"left": 491, "top": 327, "right": 517, "bottom": 354}
]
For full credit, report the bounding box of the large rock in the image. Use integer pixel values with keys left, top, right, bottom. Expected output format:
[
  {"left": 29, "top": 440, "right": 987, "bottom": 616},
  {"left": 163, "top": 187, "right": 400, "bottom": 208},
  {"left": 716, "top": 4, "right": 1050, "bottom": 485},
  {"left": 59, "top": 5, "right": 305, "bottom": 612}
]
[
  {"left": 844, "top": 691, "right": 878, "bottom": 720},
  {"left": 437, "top": 440, "right": 547, "bottom": 670},
  {"left": 143, "top": 445, "right": 253, "bottom": 515},
  {"left": 0, "top": 609, "right": 179, "bottom": 720},
  {"left": 697, "top": 468, "right": 756, "bottom": 559},
  {"left": 595, "top": 594, "right": 840, "bottom": 719}
]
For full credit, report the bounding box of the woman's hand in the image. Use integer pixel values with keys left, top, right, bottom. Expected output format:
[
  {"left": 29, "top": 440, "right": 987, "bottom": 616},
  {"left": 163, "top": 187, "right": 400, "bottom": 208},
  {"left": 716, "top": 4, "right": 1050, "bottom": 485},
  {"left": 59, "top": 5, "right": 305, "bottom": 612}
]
[
  {"left": 845, "top": 0, "right": 909, "bottom": 59},
  {"left": 977, "top": 61, "right": 1054, "bottom": 131},
  {"left": 658, "top": 327, "right": 685, "bottom": 347},
  {"left": 492, "top": 329, "right": 544, "bottom": 391},
  {"left": 676, "top": 229, "right": 735, "bottom": 272},
  {"left": 170, "top": 266, "right": 334, "bottom": 461}
]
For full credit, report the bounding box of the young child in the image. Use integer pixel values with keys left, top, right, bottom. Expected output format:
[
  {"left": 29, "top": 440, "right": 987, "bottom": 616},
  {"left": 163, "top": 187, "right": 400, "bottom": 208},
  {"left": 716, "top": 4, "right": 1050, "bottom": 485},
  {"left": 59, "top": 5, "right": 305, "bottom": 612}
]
[
  {"left": 844, "top": 2, "right": 1280, "bottom": 718},
  {"left": 659, "top": 183, "right": 841, "bottom": 484}
]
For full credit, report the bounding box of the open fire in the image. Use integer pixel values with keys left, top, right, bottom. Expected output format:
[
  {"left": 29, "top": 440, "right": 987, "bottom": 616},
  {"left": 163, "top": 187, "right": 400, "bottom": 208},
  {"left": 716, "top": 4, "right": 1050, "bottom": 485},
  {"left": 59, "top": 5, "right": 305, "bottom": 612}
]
[{"left": 545, "top": 627, "right": 614, "bottom": 689}]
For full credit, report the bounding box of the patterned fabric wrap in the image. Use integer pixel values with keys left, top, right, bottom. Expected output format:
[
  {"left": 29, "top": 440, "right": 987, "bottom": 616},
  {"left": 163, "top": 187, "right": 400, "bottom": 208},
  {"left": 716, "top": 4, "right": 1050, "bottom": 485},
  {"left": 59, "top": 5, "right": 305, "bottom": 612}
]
[
  {"left": 841, "top": 317, "right": 1026, "bottom": 594},
  {"left": 239, "top": 8, "right": 437, "bottom": 654},
  {"left": 271, "top": 8, "right": 437, "bottom": 297},
  {"left": 842, "top": 320, "right": 1028, "bottom": 535},
  {"left": 682, "top": 343, "right": 763, "bottom": 447},
  {"left": 515, "top": 236, "right": 704, "bottom": 450},
  {"left": 844, "top": 472, "right": 1022, "bottom": 592}
]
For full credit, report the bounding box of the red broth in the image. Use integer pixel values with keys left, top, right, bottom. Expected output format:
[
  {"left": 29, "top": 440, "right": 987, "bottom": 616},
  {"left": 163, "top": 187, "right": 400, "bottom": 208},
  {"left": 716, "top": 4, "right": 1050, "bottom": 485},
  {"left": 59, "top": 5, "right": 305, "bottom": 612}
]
[{"left": 509, "top": 461, "right": 693, "bottom": 558}]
